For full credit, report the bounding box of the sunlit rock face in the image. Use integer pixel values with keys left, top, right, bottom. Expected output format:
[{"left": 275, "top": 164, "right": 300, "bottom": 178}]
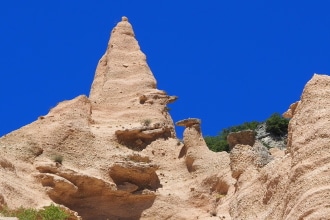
[
  {"left": 89, "top": 16, "right": 176, "bottom": 138},
  {"left": 1, "top": 14, "right": 330, "bottom": 220}
]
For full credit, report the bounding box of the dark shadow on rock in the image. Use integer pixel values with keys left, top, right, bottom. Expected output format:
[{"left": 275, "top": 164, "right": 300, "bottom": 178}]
[{"left": 36, "top": 163, "right": 157, "bottom": 220}]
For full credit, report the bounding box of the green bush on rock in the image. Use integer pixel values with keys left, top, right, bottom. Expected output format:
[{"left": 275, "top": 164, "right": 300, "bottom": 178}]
[
  {"left": 204, "top": 113, "right": 289, "bottom": 152},
  {"left": 0, "top": 203, "right": 69, "bottom": 220},
  {"left": 265, "top": 113, "right": 289, "bottom": 136},
  {"left": 204, "top": 121, "right": 260, "bottom": 153}
]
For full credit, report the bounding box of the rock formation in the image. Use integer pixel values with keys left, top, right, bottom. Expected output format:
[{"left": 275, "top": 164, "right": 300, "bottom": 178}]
[
  {"left": 1, "top": 16, "right": 330, "bottom": 220},
  {"left": 228, "top": 74, "right": 330, "bottom": 219},
  {"left": 0, "top": 16, "right": 178, "bottom": 219},
  {"left": 0, "top": 16, "right": 232, "bottom": 220},
  {"left": 282, "top": 101, "right": 300, "bottom": 119},
  {"left": 282, "top": 74, "right": 330, "bottom": 219},
  {"left": 227, "top": 130, "right": 255, "bottom": 150},
  {"left": 255, "top": 122, "right": 287, "bottom": 149},
  {"left": 89, "top": 16, "right": 176, "bottom": 144}
]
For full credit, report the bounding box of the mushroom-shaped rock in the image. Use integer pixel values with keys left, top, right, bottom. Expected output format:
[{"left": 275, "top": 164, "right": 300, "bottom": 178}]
[
  {"left": 176, "top": 118, "right": 201, "bottom": 127},
  {"left": 176, "top": 118, "right": 209, "bottom": 173},
  {"left": 176, "top": 118, "right": 206, "bottom": 148}
]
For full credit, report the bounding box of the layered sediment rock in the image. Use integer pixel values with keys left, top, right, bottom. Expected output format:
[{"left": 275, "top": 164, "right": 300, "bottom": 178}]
[
  {"left": 89, "top": 16, "right": 176, "bottom": 139},
  {"left": 282, "top": 74, "right": 330, "bottom": 219},
  {"left": 1, "top": 15, "right": 330, "bottom": 220},
  {"left": 0, "top": 16, "right": 179, "bottom": 220},
  {"left": 229, "top": 74, "right": 330, "bottom": 219}
]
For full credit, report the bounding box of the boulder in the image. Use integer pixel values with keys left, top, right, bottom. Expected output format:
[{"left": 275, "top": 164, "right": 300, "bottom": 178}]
[
  {"left": 227, "top": 130, "right": 255, "bottom": 150},
  {"left": 115, "top": 125, "right": 172, "bottom": 150},
  {"left": 36, "top": 162, "right": 156, "bottom": 220}
]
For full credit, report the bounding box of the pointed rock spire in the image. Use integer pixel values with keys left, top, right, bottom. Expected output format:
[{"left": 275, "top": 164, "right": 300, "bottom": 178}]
[
  {"left": 89, "top": 16, "right": 157, "bottom": 105},
  {"left": 89, "top": 16, "right": 177, "bottom": 137}
]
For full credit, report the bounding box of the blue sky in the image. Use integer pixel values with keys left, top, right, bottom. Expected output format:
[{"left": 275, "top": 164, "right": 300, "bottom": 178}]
[{"left": 1, "top": 1, "right": 330, "bottom": 138}]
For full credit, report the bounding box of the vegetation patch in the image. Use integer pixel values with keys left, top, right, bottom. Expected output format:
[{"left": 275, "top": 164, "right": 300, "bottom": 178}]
[
  {"left": 266, "top": 113, "right": 289, "bottom": 136},
  {"left": 0, "top": 203, "right": 69, "bottom": 220},
  {"left": 204, "top": 113, "right": 289, "bottom": 152},
  {"left": 204, "top": 121, "right": 260, "bottom": 152},
  {"left": 141, "top": 119, "right": 152, "bottom": 127},
  {"left": 52, "top": 155, "right": 64, "bottom": 164}
]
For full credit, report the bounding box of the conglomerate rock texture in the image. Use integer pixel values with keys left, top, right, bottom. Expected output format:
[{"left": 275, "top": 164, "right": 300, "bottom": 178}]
[
  {"left": 227, "top": 74, "right": 330, "bottom": 220},
  {"left": 283, "top": 74, "right": 330, "bottom": 219},
  {"left": 1, "top": 16, "right": 330, "bottom": 220}
]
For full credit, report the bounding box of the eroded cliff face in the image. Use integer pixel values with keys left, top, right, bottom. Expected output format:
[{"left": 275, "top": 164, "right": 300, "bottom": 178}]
[
  {"left": 283, "top": 74, "right": 330, "bottom": 219},
  {"left": 0, "top": 17, "right": 233, "bottom": 220},
  {"left": 1, "top": 16, "right": 330, "bottom": 220},
  {"left": 228, "top": 74, "right": 330, "bottom": 220}
]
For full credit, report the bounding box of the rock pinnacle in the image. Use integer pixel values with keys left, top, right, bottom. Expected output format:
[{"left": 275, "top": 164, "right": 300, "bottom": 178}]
[
  {"left": 89, "top": 17, "right": 156, "bottom": 105},
  {"left": 89, "top": 17, "right": 177, "bottom": 135}
]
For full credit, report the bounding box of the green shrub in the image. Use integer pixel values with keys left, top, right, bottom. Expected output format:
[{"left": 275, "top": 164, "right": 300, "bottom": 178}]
[
  {"left": 16, "top": 207, "right": 39, "bottom": 220},
  {"left": 40, "top": 204, "right": 69, "bottom": 220},
  {"left": 265, "top": 113, "right": 289, "bottom": 136},
  {"left": 204, "top": 113, "right": 290, "bottom": 152},
  {"left": 141, "top": 119, "right": 152, "bottom": 127},
  {"left": 0, "top": 206, "right": 16, "bottom": 217},
  {"left": 0, "top": 204, "right": 69, "bottom": 220},
  {"left": 0, "top": 206, "right": 38, "bottom": 219},
  {"left": 204, "top": 136, "right": 229, "bottom": 152},
  {"left": 204, "top": 121, "right": 260, "bottom": 152},
  {"left": 53, "top": 155, "right": 63, "bottom": 164}
]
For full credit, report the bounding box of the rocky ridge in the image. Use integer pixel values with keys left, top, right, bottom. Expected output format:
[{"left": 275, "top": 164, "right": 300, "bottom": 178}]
[
  {"left": 255, "top": 122, "right": 287, "bottom": 150},
  {"left": 1, "top": 17, "right": 330, "bottom": 220}
]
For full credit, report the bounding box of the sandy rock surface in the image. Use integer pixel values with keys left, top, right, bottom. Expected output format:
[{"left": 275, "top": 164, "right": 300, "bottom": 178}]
[{"left": 1, "top": 16, "right": 330, "bottom": 220}]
